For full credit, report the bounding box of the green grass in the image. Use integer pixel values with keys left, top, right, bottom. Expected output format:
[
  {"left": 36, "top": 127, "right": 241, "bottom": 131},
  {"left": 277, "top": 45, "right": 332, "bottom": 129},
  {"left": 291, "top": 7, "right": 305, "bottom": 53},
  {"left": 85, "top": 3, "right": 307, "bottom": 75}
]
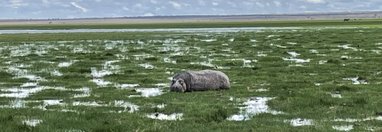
[{"left": 0, "top": 27, "right": 382, "bottom": 131}]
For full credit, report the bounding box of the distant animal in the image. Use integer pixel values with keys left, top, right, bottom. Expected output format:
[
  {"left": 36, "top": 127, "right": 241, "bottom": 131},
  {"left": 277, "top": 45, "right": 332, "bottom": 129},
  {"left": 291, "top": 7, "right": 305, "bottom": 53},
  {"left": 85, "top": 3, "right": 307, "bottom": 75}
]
[
  {"left": 344, "top": 18, "right": 350, "bottom": 22},
  {"left": 170, "top": 70, "right": 230, "bottom": 92}
]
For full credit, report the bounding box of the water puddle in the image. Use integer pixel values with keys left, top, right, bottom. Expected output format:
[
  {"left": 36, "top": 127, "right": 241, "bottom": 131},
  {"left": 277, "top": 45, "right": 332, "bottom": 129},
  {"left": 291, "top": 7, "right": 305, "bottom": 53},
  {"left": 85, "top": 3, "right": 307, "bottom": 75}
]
[
  {"left": 283, "top": 58, "right": 311, "bottom": 63},
  {"left": 286, "top": 118, "right": 314, "bottom": 127},
  {"left": 58, "top": 61, "right": 74, "bottom": 68},
  {"left": 163, "top": 57, "right": 177, "bottom": 64},
  {"left": 227, "top": 97, "right": 283, "bottom": 121},
  {"left": 73, "top": 87, "right": 91, "bottom": 98},
  {"left": 91, "top": 78, "right": 112, "bottom": 87},
  {"left": 318, "top": 60, "right": 327, "bottom": 65},
  {"left": 154, "top": 104, "right": 166, "bottom": 109},
  {"left": 6, "top": 66, "right": 46, "bottom": 81},
  {"left": 283, "top": 51, "right": 310, "bottom": 63},
  {"left": 154, "top": 83, "right": 168, "bottom": 87},
  {"left": 332, "top": 125, "right": 354, "bottom": 131},
  {"left": 131, "top": 88, "right": 163, "bottom": 98},
  {"left": 343, "top": 77, "right": 368, "bottom": 85},
  {"left": 113, "top": 100, "right": 139, "bottom": 113},
  {"left": 146, "top": 113, "right": 183, "bottom": 121},
  {"left": 117, "top": 84, "right": 140, "bottom": 89},
  {"left": 257, "top": 51, "right": 267, "bottom": 57},
  {"left": 286, "top": 42, "right": 297, "bottom": 45},
  {"left": 310, "top": 49, "right": 319, "bottom": 54},
  {"left": 51, "top": 69, "right": 63, "bottom": 76},
  {"left": 255, "top": 88, "right": 269, "bottom": 92},
  {"left": 287, "top": 52, "right": 300, "bottom": 57},
  {"left": 91, "top": 67, "right": 113, "bottom": 78},
  {"left": 338, "top": 44, "right": 358, "bottom": 51},
  {"left": 0, "top": 86, "right": 65, "bottom": 98},
  {"left": 334, "top": 116, "right": 382, "bottom": 122},
  {"left": 0, "top": 27, "right": 305, "bottom": 34},
  {"left": 200, "top": 39, "right": 217, "bottom": 42},
  {"left": 331, "top": 93, "right": 342, "bottom": 98},
  {"left": 90, "top": 60, "right": 120, "bottom": 87},
  {"left": 242, "top": 59, "right": 256, "bottom": 68},
  {"left": 138, "top": 63, "right": 155, "bottom": 69},
  {"left": 0, "top": 99, "right": 28, "bottom": 108},
  {"left": 22, "top": 119, "right": 43, "bottom": 127},
  {"left": 72, "top": 101, "right": 106, "bottom": 107}
]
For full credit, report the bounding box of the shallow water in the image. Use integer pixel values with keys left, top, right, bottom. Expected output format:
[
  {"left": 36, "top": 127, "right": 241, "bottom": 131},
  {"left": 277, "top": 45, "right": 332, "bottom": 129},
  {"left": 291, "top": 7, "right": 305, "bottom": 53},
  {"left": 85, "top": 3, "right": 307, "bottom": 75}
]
[
  {"left": 334, "top": 116, "right": 382, "bottom": 122},
  {"left": 58, "top": 61, "right": 74, "bottom": 68},
  {"left": 118, "top": 84, "right": 140, "bottom": 89},
  {"left": 227, "top": 97, "right": 283, "bottom": 121},
  {"left": 146, "top": 113, "right": 183, "bottom": 120},
  {"left": 0, "top": 86, "right": 64, "bottom": 98},
  {"left": 113, "top": 100, "right": 139, "bottom": 113},
  {"left": 287, "top": 118, "right": 314, "bottom": 127},
  {"left": 134, "top": 88, "right": 163, "bottom": 97},
  {"left": 332, "top": 125, "right": 353, "bottom": 131},
  {"left": 22, "top": 119, "right": 43, "bottom": 127},
  {"left": 343, "top": 77, "right": 368, "bottom": 85},
  {"left": 0, "top": 27, "right": 302, "bottom": 34}
]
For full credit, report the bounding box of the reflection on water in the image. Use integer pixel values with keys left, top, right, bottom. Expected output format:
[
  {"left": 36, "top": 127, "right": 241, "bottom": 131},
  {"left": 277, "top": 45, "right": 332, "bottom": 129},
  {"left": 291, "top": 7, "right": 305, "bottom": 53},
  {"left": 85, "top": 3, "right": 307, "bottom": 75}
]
[{"left": 0, "top": 27, "right": 302, "bottom": 34}]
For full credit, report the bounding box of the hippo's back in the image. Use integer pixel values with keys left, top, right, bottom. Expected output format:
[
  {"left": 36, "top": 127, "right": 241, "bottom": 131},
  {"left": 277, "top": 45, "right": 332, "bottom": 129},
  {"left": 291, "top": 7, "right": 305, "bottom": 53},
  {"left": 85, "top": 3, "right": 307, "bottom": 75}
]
[{"left": 187, "top": 70, "right": 230, "bottom": 91}]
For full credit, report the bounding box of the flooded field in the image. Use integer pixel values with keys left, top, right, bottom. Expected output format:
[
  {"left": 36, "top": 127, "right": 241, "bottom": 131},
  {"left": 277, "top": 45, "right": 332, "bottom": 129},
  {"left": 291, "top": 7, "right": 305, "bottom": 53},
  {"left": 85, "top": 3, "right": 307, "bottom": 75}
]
[
  {"left": 0, "top": 26, "right": 361, "bottom": 34},
  {"left": 0, "top": 27, "right": 301, "bottom": 34},
  {"left": 0, "top": 27, "right": 382, "bottom": 131}
]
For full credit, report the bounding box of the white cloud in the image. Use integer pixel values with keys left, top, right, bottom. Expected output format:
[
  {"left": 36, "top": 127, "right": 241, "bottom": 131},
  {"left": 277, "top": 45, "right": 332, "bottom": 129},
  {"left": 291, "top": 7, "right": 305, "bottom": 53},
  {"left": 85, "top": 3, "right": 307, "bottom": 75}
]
[
  {"left": 155, "top": 7, "right": 162, "bottom": 11},
  {"left": 274, "top": 1, "right": 281, "bottom": 7},
  {"left": 122, "top": 6, "right": 130, "bottom": 11},
  {"left": 143, "top": 12, "right": 154, "bottom": 16},
  {"left": 212, "top": 2, "right": 219, "bottom": 6},
  {"left": 133, "top": 3, "right": 143, "bottom": 8},
  {"left": 169, "top": 1, "right": 182, "bottom": 9},
  {"left": 70, "top": 2, "right": 88, "bottom": 13},
  {"left": 198, "top": 0, "right": 206, "bottom": 6},
  {"left": 150, "top": 0, "right": 158, "bottom": 4},
  {"left": 228, "top": 1, "right": 237, "bottom": 7},
  {"left": 255, "top": 2, "right": 265, "bottom": 7},
  {"left": 32, "top": 11, "right": 42, "bottom": 15},
  {"left": 41, "top": 0, "right": 49, "bottom": 4},
  {"left": 266, "top": 2, "right": 271, "bottom": 6},
  {"left": 9, "top": 0, "right": 28, "bottom": 8},
  {"left": 304, "top": 0, "right": 326, "bottom": 4},
  {"left": 243, "top": 1, "right": 253, "bottom": 6}
]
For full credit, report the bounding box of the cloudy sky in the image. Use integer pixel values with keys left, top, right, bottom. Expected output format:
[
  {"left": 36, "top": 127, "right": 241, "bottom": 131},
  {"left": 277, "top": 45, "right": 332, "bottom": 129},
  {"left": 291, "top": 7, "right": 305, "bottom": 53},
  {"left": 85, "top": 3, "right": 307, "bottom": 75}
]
[{"left": 1, "top": 0, "right": 382, "bottom": 19}]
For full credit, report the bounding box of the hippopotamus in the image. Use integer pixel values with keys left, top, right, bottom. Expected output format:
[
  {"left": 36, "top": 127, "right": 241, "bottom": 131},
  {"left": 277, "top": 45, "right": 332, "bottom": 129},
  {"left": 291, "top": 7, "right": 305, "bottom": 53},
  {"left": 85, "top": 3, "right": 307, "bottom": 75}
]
[{"left": 170, "top": 70, "right": 230, "bottom": 92}]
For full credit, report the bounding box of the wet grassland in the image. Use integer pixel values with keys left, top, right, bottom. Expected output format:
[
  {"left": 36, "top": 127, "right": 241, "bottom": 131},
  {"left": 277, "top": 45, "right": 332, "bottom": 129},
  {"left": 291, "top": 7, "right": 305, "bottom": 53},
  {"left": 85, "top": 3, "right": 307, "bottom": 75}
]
[{"left": 1, "top": 27, "right": 382, "bottom": 131}]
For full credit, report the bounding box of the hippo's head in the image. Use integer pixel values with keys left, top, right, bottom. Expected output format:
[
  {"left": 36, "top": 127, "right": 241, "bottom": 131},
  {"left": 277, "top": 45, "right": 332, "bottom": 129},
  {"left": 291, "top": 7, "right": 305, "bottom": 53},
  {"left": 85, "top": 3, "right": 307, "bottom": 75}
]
[{"left": 170, "top": 72, "right": 191, "bottom": 92}]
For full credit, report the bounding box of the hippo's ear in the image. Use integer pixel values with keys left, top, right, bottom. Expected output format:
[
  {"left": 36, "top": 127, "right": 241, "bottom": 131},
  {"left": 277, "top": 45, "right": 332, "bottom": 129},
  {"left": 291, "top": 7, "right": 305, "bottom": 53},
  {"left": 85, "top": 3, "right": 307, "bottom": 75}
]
[{"left": 172, "top": 73, "right": 181, "bottom": 79}]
